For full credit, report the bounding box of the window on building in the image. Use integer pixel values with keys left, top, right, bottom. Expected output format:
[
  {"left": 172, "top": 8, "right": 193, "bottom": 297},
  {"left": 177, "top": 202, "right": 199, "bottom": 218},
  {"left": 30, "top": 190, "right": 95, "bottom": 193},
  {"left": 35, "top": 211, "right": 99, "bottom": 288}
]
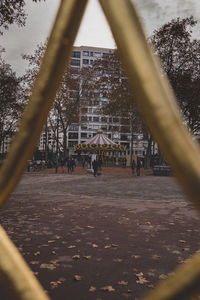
[
  {"left": 72, "top": 67, "right": 80, "bottom": 74},
  {"left": 88, "top": 117, "right": 92, "bottom": 121},
  {"left": 102, "top": 52, "right": 111, "bottom": 58},
  {"left": 93, "top": 52, "right": 101, "bottom": 58},
  {"left": 82, "top": 59, "right": 89, "bottom": 65},
  {"left": 68, "top": 141, "right": 78, "bottom": 148},
  {"left": 102, "top": 93, "right": 107, "bottom": 98},
  {"left": 81, "top": 132, "right": 87, "bottom": 138},
  {"left": 81, "top": 116, "right": 87, "bottom": 122},
  {"left": 93, "top": 117, "right": 99, "bottom": 122},
  {"left": 113, "top": 117, "right": 119, "bottom": 123},
  {"left": 83, "top": 51, "right": 89, "bottom": 56},
  {"left": 94, "top": 101, "right": 99, "bottom": 106},
  {"left": 68, "top": 132, "right": 78, "bottom": 139},
  {"left": 93, "top": 125, "right": 99, "bottom": 130},
  {"left": 81, "top": 125, "right": 87, "bottom": 130},
  {"left": 71, "top": 59, "right": 80, "bottom": 66},
  {"left": 72, "top": 51, "right": 81, "bottom": 58},
  {"left": 69, "top": 125, "right": 79, "bottom": 131},
  {"left": 90, "top": 51, "right": 93, "bottom": 57},
  {"left": 81, "top": 107, "right": 88, "bottom": 114},
  {"left": 90, "top": 60, "right": 93, "bottom": 65},
  {"left": 101, "top": 101, "right": 107, "bottom": 106},
  {"left": 101, "top": 117, "right": 107, "bottom": 123}
]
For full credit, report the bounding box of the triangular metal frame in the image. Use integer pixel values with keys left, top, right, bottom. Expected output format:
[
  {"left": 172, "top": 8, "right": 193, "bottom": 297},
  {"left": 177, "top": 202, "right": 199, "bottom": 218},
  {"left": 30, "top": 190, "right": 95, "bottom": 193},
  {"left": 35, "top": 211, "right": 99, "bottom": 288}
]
[{"left": 0, "top": 0, "right": 200, "bottom": 299}]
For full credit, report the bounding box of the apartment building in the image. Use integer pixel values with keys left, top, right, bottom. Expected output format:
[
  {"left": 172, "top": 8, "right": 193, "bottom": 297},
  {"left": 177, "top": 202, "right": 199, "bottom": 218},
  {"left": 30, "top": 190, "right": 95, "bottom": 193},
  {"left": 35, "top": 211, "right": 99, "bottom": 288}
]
[{"left": 67, "top": 46, "right": 147, "bottom": 157}]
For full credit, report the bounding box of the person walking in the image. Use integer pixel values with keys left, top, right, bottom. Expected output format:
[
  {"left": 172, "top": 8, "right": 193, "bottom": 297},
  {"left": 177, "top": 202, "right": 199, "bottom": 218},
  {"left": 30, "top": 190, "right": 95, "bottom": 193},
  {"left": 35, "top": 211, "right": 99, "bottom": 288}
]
[
  {"left": 92, "top": 159, "right": 98, "bottom": 177},
  {"left": 70, "top": 158, "right": 76, "bottom": 173},
  {"left": 131, "top": 159, "right": 136, "bottom": 175},
  {"left": 136, "top": 158, "right": 141, "bottom": 176},
  {"left": 67, "top": 158, "right": 71, "bottom": 174}
]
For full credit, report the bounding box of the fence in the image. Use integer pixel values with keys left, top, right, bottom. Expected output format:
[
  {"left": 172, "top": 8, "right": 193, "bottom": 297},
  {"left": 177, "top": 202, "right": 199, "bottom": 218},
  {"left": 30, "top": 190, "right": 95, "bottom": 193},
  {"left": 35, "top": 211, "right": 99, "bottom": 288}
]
[{"left": 0, "top": 1, "right": 200, "bottom": 300}]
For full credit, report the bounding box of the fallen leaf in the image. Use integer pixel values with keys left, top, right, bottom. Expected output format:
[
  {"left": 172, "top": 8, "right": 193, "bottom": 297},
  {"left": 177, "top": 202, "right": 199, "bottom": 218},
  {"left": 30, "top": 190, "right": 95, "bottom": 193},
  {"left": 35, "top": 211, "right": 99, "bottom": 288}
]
[
  {"left": 101, "top": 286, "right": 115, "bottom": 292},
  {"left": 74, "top": 275, "right": 83, "bottom": 281},
  {"left": 34, "top": 251, "right": 40, "bottom": 256},
  {"left": 92, "top": 244, "right": 98, "bottom": 248},
  {"left": 48, "top": 240, "right": 55, "bottom": 243},
  {"left": 89, "top": 286, "right": 96, "bottom": 292},
  {"left": 72, "top": 255, "right": 80, "bottom": 260},
  {"left": 30, "top": 261, "right": 39, "bottom": 265},
  {"left": 152, "top": 254, "right": 160, "bottom": 260},
  {"left": 83, "top": 255, "right": 91, "bottom": 260},
  {"left": 104, "top": 245, "right": 111, "bottom": 249},
  {"left": 87, "top": 226, "right": 95, "bottom": 229},
  {"left": 136, "top": 272, "right": 149, "bottom": 284},
  {"left": 111, "top": 244, "right": 118, "bottom": 247},
  {"left": 132, "top": 255, "right": 141, "bottom": 259},
  {"left": 172, "top": 250, "right": 181, "bottom": 254},
  {"left": 113, "top": 258, "right": 123, "bottom": 262},
  {"left": 179, "top": 240, "right": 186, "bottom": 243},
  {"left": 40, "top": 263, "right": 56, "bottom": 270},
  {"left": 118, "top": 281, "right": 128, "bottom": 285},
  {"left": 68, "top": 245, "right": 76, "bottom": 249}
]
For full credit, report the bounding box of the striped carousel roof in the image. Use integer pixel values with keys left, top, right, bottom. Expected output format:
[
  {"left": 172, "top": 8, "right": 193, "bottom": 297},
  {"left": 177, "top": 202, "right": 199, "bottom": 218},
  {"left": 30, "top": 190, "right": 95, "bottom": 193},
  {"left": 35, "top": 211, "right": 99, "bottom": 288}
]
[
  {"left": 83, "top": 129, "right": 116, "bottom": 145},
  {"left": 74, "top": 129, "right": 126, "bottom": 151}
]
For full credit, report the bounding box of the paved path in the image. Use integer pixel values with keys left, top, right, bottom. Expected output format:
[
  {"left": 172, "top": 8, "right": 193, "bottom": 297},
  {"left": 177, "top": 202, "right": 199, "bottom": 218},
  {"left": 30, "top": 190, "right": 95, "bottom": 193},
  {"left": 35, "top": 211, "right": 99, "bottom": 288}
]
[{"left": 0, "top": 168, "right": 200, "bottom": 300}]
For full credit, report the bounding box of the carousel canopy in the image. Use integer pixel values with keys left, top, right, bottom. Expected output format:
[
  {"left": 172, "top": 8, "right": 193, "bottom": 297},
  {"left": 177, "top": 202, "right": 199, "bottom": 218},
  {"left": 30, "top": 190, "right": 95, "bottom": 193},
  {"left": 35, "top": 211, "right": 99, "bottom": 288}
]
[{"left": 74, "top": 129, "right": 126, "bottom": 151}]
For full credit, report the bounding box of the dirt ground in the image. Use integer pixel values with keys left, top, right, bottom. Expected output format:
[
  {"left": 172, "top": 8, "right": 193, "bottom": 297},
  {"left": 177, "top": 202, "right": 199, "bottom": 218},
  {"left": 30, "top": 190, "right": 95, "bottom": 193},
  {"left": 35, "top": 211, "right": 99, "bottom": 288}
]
[{"left": 0, "top": 166, "right": 200, "bottom": 300}]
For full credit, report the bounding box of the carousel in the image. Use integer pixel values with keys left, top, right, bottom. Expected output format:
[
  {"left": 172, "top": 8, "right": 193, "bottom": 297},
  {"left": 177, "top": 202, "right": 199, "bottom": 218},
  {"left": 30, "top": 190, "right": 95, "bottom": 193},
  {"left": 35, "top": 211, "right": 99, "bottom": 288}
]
[{"left": 74, "top": 129, "right": 126, "bottom": 172}]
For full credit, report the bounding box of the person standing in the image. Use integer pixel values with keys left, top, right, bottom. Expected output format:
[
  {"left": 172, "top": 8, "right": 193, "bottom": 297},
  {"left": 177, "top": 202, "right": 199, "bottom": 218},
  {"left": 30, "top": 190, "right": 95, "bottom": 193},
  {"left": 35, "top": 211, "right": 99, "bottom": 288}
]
[
  {"left": 67, "top": 158, "right": 71, "bottom": 174},
  {"left": 136, "top": 158, "right": 141, "bottom": 176},
  {"left": 131, "top": 159, "right": 136, "bottom": 175},
  {"left": 92, "top": 159, "right": 98, "bottom": 177}
]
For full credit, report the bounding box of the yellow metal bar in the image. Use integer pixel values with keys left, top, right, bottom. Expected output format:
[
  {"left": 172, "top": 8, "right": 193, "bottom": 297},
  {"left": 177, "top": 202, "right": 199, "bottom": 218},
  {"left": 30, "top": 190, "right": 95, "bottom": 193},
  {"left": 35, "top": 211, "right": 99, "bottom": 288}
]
[
  {"left": 0, "top": 0, "right": 88, "bottom": 206},
  {"left": 99, "top": 0, "right": 200, "bottom": 208},
  {"left": 0, "top": 226, "right": 50, "bottom": 300},
  {"left": 141, "top": 252, "right": 200, "bottom": 300}
]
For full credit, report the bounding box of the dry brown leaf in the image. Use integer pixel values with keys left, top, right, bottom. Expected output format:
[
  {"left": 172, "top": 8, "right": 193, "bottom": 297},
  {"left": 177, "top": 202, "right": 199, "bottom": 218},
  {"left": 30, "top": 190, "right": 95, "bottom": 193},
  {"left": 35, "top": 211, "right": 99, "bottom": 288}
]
[
  {"left": 132, "top": 255, "right": 141, "bottom": 259},
  {"left": 89, "top": 286, "right": 97, "bottom": 292},
  {"left": 101, "top": 285, "right": 115, "bottom": 292},
  {"left": 87, "top": 225, "right": 95, "bottom": 229},
  {"left": 83, "top": 255, "right": 91, "bottom": 260},
  {"left": 74, "top": 275, "right": 82, "bottom": 281},
  {"left": 92, "top": 244, "right": 98, "bottom": 248},
  {"left": 40, "top": 263, "right": 56, "bottom": 270},
  {"left": 72, "top": 255, "right": 80, "bottom": 259},
  {"left": 113, "top": 258, "right": 123, "bottom": 262},
  {"left": 104, "top": 245, "right": 111, "bottom": 249},
  {"left": 152, "top": 254, "right": 160, "bottom": 260},
  {"left": 68, "top": 245, "right": 76, "bottom": 249},
  {"left": 118, "top": 281, "right": 128, "bottom": 285}
]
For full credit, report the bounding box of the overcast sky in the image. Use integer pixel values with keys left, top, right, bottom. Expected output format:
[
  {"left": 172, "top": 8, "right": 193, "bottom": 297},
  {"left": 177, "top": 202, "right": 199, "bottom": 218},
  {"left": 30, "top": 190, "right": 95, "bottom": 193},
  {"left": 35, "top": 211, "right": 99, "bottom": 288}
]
[{"left": 1, "top": 0, "right": 200, "bottom": 75}]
